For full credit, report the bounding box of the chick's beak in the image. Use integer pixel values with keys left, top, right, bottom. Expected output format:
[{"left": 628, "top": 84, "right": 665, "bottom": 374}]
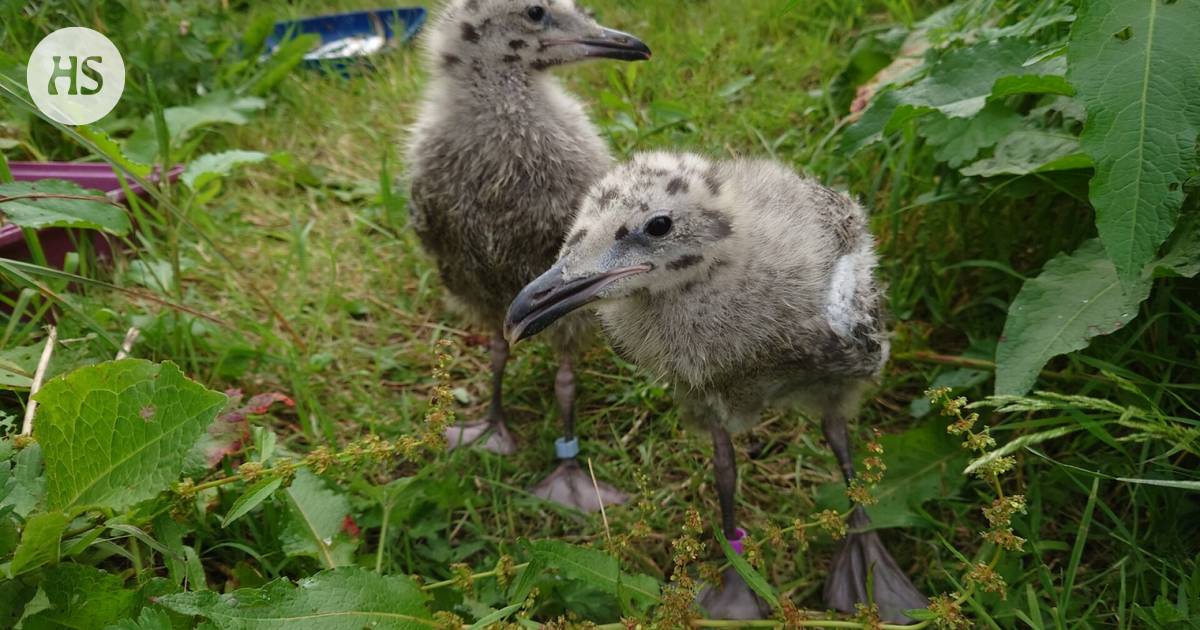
[
  {"left": 505, "top": 262, "right": 651, "bottom": 344},
  {"left": 574, "top": 27, "right": 651, "bottom": 61}
]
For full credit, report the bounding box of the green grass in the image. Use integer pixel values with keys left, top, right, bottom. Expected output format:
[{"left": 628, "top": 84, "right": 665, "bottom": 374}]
[{"left": 2, "top": 0, "right": 1198, "bottom": 626}]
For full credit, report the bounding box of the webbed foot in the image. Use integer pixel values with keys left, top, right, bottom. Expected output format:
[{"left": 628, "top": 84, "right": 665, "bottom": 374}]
[
  {"left": 697, "top": 566, "right": 771, "bottom": 620},
  {"left": 824, "top": 507, "right": 927, "bottom": 624},
  {"left": 443, "top": 420, "right": 517, "bottom": 455},
  {"left": 530, "top": 458, "right": 627, "bottom": 513}
]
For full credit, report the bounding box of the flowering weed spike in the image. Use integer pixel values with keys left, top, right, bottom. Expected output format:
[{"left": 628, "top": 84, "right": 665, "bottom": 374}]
[
  {"left": 854, "top": 602, "right": 884, "bottom": 630},
  {"left": 983, "top": 527, "right": 1026, "bottom": 552},
  {"left": 451, "top": 562, "right": 475, "bottom": 593},
  {"left": 433, "top": 611, "right": 465, "bottom": 630},
  {"left": 965, "top": 561, "right": 1008, "bottom": 599},
  {"left": 494, "top": 554, "right": 516, "bottom": 589},
  {"left": 928, "top": 384, "right": 1027, "bottom": 625},
  {"left": 236, "top": 461, "right": 264, "bottom": 481},
  {"left": 928, "top": 593, "right": 969, "bottom": 629},
  {"left": 816, "top": 509, "right": 847, "bottom": 540},
  {"left": 984, "top": 495, "right": 1027, "bottom": 528}
]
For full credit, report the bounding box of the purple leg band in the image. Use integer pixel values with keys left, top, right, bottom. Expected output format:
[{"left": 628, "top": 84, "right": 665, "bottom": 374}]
[{"left": 729, "top": 527, "right": 748, "bottom": 555}]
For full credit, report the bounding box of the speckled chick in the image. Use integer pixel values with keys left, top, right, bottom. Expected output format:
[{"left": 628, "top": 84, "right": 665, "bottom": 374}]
[
  {"left": 407, "top": 0, "right": 647, "bottom": 330},
  {"left": 506, "top": 152, "right": 926, "bottom": 622},
  {"left": 405, "top": 0, "right": 649, "bottom": 510}
]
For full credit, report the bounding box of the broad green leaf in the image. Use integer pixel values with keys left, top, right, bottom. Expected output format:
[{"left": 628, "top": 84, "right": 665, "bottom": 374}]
[
  {"left": 508, "top": 554, "right": 545, "bottom": 603},
  {"left": 22, "top": 564, "right": 138, "bottom": 630},
  {"left": 150, "top": 513, "right": 193, "bottom": 588},
  {"left": 0, "top": 180, "right": 130, "bottom": 234},
  {"left": 983, "top": 6, "right": 1076, "bottom": 40},
  {"left": 8, "top": 511, "right": 69, "bottom": 576},
  {"left": 182, "top": 151, "right": 269, "bottom": 190},
  {"left": 222, "top": 476, "right": 283, "bottom": 527},
  {"left": 104, "top": 606, "right": 173, "bottom": 630},
  {"left": 960, "top": 129, "right": 1087, "bottom": 177},
  {"left": 1067, "top": 0, "right": 1200, "bottom": 287},
  {"left": 0, "top": 343, "right": 41, "bottom": 390},
  {"left": 841, "top": 90, "right": 904, "bottom": 154},
  {"left": 989, "top": 52, "right": 1073, "bottom": 99},
  {"left": 920, "top": 103, "right": 1024, "bottom": 168},
  {"left": 817, "top": 420, "right": 969, "bottom": 529},
  {"left": 123, "top": 259, "right": 178, "bottom": 291},
  {"left": 124, "top": 94, "right": 267, "bottom": 163},
  {"left": 33, "top": 359, "right": 227, "bottom": 514},
  {"left": 991, "top": 74, "right": 1074, "bottom": 99},
  {"left": 0, "top": 578, "right": 37, "bottom": 628},
  {"left": 714, "top": 528, "right": 779, "bottom": 608},
  {"left": 995, "top": 240, "right": 1152, "bottom": 396},
  {"left": 1030, "top": 95, "right": 1087, "bottom": 125},
  {"left": 844, "top": 38, "right": 1043, "bottom": 153},
  {"left": 0, "top": 508, "right": 15, "bottom": 557},
  {"left": 281, "top": 470, "right": 356, "bottom": 567},
  {"left": 1153, "top": 211, "right": 1200, "bottom": 278},
  {"left": 1, "top": 443, "right": 45, "bottom": 517},
  {"left": 527, "top": 539, "right": 661, "bottom": 612},
  {"left": 157, "top": 567, "right": 435, "bottom": 629},
  {"left": 75, "top": 126, "right": 154, "bottom": 179}
]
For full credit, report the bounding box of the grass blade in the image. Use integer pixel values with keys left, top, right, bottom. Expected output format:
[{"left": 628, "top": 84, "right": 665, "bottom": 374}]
[
  {"left": 714, "top": 528, "right": 780, "bottom": 609},
  {"left": 1060, "top": 477, "right": 1100, "bottom": 614},
  {"left": 222, "top": 476, "right": 284, "bottom": 527}
]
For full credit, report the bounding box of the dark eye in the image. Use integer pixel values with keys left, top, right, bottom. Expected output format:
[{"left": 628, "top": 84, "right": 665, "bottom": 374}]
[
  {"left": 645, "top": 215, "right": 673, "bottom": 237},
  {"left": 526, "top": 5, "right": 546, "bottom": 21}
]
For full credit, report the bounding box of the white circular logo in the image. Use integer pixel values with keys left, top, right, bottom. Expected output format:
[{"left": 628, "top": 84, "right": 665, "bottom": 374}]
[{"left": 26, "top": 27, "right": 125, "bottom": 125}]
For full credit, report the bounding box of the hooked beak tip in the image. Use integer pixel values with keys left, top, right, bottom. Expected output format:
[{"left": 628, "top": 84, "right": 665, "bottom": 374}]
[
  {"left": 576, "top": 27, "right": 651, "bottom": 62},
  {"left": 502, "top": 323, "right": 523, "bottom": 346},
  {"left": 505, "top": 263, "right": 651, "bottom": 344}
]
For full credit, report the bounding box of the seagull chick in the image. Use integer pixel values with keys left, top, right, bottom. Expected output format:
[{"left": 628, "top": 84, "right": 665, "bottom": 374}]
[
  {"left": 406, "top": 0, "right": 649, "bottom": 511},
  {"left": 505, "top": 152, "right": 927, "bottom": 622}
]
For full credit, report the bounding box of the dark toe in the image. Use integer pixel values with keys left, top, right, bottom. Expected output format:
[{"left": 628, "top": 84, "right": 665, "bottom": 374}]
[
  {"left": 530, "top": 460, "right": 628, "bottom": 512},
  {"left": 825, "top": 529, "right": 927, "bottom": 624}
]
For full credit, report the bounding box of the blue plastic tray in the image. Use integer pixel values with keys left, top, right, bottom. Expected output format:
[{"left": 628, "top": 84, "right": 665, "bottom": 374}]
[{"left": 265, "top": 7, "right": 427, "bottom": 75}]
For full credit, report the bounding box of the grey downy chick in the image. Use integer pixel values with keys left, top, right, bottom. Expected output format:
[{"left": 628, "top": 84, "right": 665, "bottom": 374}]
[
  {"left": 405, "top": 0, "right": 649, "bottom": 511},
  {"left": 505, "top": 152, "right": 927, "bottom": 622}
]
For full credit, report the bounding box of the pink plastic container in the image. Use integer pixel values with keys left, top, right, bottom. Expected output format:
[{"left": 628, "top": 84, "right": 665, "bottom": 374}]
[{"left": 1, "top": 162, "right": 181, "bottom": 268}]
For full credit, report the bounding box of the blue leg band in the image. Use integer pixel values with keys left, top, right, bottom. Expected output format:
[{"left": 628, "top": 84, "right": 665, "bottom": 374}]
[{"left": 554, "top": 437, "right": 580, "bottom": 460}]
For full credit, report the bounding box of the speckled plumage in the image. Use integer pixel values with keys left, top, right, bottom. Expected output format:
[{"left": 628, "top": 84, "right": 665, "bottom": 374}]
[
  {"left": 406, "top": 0, "right": 618, "bottom": 349},
  {"left": 404, "top": 0, "right": 648, "bottom": 511},
  {"left": 557, "top": 152, "right": 889, "bottom": 430},
  {"left": 506, "top": 152, "right": 924, "bottom": 620}
]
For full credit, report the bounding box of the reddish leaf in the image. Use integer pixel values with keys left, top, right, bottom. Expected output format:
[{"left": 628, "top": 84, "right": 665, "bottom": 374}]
[{"left": 203, "top": 389, "right": 294, "bottom": 468}]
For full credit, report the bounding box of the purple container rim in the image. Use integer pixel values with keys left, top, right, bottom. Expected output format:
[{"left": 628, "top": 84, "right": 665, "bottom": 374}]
[{"left": 0, "top": 161, "right": 183, "bottom": 249}]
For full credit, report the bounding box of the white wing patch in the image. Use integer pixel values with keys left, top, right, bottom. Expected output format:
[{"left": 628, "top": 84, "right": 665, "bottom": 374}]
[{"left": 826, "top": 253, "right": 860, "bottom": 336}]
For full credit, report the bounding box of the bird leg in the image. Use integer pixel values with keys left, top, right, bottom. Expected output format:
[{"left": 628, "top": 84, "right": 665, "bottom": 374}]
[
  {"left": 822, "top": 414, "right": 927, "bottom": 624},
  {"left": 697, "top": 424, "right": 771, "bottom": 620},
  {"left": 532, "top": 355, "right": 628, "bottom": 512},
  {"left": 444, "top": 335, "right": 516, "bottom": 455},
  {"left": 557, "top": 354, "right": 578, "bottom": 444}
]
